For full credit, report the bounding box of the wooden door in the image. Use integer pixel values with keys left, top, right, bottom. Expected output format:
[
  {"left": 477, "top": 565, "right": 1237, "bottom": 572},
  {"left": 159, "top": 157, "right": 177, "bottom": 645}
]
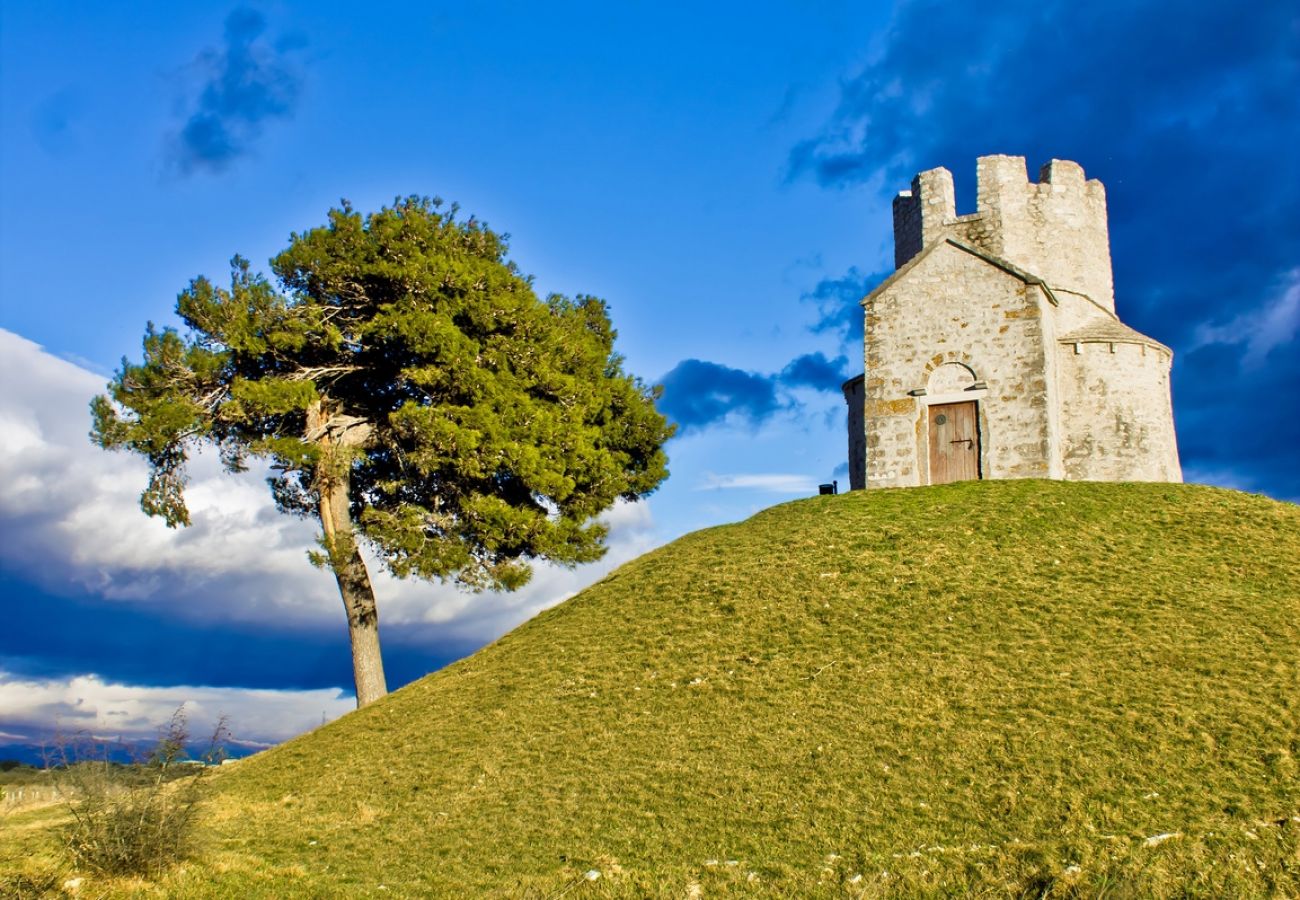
[{"left": 928, "top": 401, "right": 980, "bottom": 484}]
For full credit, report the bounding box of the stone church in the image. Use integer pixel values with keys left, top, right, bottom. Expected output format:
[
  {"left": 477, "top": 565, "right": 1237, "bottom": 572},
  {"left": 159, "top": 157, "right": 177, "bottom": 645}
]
[{"left": 842, "top": 155, "right": 1181, "bottom": 489}]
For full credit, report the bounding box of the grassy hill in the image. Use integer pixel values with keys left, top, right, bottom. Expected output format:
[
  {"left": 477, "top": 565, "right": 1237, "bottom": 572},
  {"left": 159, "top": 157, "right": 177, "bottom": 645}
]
[{"left": 9, "top": 481, "right": 1300, "bottom": 896}]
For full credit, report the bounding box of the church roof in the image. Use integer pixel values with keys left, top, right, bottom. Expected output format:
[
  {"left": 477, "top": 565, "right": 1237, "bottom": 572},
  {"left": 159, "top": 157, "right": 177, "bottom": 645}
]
[
  {"left": 861, "top": 238, "right": 1060, "bottom": 308},
  {"left": 1057, "top": 318, "right": 1171, "bottom": 353},
  {"left": 861, "top": 237, "right": 1170, "bottom": 353}
]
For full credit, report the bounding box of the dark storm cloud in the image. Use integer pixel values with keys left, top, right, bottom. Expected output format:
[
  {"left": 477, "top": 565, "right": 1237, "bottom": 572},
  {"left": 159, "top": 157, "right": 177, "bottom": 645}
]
[
  {"left": 789, "top": 0, "right": 1300, "bottom": 499},
  {"left": 779, "top": 351, "right": 850, "bottom": 389},
  {"left": 0, "top": 574, "right": 470, "bottom": 694},
  {"left": 801, "top": 266, "right": 881, "bottom": 347},
  {"left": 170, "top": 8, "right": 304, "bottom": 174},
  {"left": 658, "top": 359, "right": 783, "bottom": 433},
  {"left": 659, "top": 354, "right": 852, "bottom": 433}
]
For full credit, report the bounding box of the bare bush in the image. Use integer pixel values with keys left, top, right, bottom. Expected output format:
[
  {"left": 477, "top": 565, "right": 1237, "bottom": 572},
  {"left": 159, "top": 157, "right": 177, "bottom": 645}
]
[
  {"left": 0, "top": 868, "right": 64, "bottom": 899},
  {"left": 51, "top": 707, "right": 230, "bottom": 878}
]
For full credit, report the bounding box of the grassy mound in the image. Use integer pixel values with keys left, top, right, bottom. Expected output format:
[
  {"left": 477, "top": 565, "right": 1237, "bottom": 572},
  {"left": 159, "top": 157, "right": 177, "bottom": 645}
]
[{"left": 75, "top": 483, "right": 1300, "bottom": 894}]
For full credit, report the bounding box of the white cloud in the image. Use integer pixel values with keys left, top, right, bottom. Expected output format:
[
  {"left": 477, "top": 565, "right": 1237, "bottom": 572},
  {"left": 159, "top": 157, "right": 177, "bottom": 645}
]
[
  {"left": 0, "top": 329, "right": 343, "bottom": 628},
  {"left": 0, "top": 670, "right": 353, "bottom": 748},
  {"left": 1192, "top": 267, "right": 1300, "bottom": 367},
  {"left": 696, "top": 472, "right": 820, "bottom": 493},
  {"left": 0, "top": 328, "right": 662, "bottom": 643}
]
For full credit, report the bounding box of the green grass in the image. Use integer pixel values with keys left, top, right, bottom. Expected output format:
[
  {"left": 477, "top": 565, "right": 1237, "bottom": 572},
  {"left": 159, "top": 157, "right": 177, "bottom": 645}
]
[{"left": 6, "top": 480, "right": 1299, "bottom": 896}]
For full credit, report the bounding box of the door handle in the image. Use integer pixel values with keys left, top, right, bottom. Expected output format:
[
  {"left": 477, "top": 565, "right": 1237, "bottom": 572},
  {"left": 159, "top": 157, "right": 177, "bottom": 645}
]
[{"left": 950, "top": 438, "right": 973, "bottom": 447}]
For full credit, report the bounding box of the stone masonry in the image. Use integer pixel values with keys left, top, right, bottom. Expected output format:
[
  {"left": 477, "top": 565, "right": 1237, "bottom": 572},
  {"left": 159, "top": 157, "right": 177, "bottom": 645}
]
[{"left": 843, "top": 155, "right": 1181, "bottom": 489}]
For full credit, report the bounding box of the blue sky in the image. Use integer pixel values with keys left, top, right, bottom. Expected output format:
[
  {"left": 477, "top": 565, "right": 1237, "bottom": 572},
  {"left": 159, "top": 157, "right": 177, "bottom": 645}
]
[{"left": 1, "top": 0, "right": 1296, "bottom": 752}]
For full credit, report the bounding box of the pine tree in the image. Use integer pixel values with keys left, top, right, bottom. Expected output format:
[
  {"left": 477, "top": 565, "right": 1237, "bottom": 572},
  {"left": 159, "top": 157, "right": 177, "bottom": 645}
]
[{"left": 92, "top": 197, "right": 673, "bottom": 706}]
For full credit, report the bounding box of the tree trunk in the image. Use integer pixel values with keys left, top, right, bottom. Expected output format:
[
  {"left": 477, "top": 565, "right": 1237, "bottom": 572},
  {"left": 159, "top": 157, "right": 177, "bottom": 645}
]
[{"left": 309, "top": 403, "right": 388, "bottom": 708}]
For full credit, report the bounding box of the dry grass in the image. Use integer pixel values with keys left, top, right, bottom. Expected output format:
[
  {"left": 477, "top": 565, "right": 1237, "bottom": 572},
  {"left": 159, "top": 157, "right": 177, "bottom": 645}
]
[
  {"left": 0, "top": 804, "right": 70, "bottom": 898},
  {"left": 7, "top": 480, "right": 1299, "bottom": 896}
]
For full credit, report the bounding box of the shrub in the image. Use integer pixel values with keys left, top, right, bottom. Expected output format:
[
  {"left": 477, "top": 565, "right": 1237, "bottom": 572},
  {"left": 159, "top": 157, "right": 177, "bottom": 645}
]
[
  {"left": 52, "top": 707, "right": 229, "bottom": 878},
  {"left": 0, "top": 868, "right": 64, "bottom": 900}
]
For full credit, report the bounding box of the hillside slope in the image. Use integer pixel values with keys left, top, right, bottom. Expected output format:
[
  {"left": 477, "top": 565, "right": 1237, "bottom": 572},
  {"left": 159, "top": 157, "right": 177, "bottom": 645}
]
[{"left": 166, "top": 483, "right": 1300, "bottom": 894}]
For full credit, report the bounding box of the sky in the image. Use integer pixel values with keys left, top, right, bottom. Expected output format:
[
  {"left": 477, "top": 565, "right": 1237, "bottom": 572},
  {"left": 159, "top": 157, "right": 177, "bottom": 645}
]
[{"left": 1, "top": 0, "right": 1296, "bottom": 756}]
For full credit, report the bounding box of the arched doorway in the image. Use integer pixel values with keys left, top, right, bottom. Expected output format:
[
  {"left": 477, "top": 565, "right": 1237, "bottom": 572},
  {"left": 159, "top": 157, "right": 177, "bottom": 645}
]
[{"left": 925, "top": 363, "right": 982, "bottom": 484}]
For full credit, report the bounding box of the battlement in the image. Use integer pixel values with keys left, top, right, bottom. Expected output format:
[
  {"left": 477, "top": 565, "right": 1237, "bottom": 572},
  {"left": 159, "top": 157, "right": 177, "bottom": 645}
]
[
  {"left": 892, "top": 155, "right": 1115, "bottom": 311},
  {"left": 892, "top": 168, "right": 956, "bottom": 268}
]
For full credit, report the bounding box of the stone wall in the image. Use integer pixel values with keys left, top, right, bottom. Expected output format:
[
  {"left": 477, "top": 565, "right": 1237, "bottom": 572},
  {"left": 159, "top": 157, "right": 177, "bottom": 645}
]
[
  {"left": 977, "top": 156, "right": 1114, "bottom": 312},
  {"left": 864, "top": 241, "right": 1056, "bottom": 487},
  {"left": 892, "top": 168, "right": 957, "bottom": 269},
  {"left": 1056, "top": 339, "right": 1182, "bottom": 482},
  {"left": 841, "top": 375, "right": 866, "bottom": 490},
  {"left": 1053, "top": 288, "right": 1117, "bottom": 334}
]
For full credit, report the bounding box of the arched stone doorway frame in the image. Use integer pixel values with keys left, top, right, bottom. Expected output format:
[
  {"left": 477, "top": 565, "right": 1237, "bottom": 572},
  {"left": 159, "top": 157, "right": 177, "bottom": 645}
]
[{"left": 913, "top": 354, "right": 989, "bottom": 485}]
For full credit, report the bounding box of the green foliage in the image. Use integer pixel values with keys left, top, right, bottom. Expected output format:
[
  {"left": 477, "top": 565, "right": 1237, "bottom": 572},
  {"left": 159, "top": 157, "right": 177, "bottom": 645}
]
[{"left": 91, "top": 196, "right": 673, "bottom": 589}]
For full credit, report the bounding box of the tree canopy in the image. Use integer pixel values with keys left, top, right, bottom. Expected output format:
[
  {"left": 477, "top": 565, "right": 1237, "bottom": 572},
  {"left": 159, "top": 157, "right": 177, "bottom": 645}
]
[{"left": 92, "top": 196, "right": 673, "bottom": 705}]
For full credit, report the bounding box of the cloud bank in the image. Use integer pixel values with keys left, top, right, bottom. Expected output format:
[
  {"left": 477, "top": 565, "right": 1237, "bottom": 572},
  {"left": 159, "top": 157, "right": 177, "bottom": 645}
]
[
  {"left": 789, "top": 0, "right": 1300, "bottom": 500},
  {"left": 0, "top": 329, "right": 660, "bottom": 698},
  {"left": 0, "top": 671, "right": 353, "bottom": 750},
  {"left": 170, "top": 7, "right": 304, "bottom": 174}
]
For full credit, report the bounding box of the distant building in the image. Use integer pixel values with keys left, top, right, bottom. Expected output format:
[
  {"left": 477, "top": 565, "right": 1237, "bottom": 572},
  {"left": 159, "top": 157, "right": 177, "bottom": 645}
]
[{"left": 843, "top": 155, "right": 1181, "bottom": 489}]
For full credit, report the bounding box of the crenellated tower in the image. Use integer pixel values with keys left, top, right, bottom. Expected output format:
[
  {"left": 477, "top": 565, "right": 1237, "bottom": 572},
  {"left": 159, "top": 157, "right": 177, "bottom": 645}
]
[{"left": 891, "top": 155, "right": 1115, "bottom": 311}]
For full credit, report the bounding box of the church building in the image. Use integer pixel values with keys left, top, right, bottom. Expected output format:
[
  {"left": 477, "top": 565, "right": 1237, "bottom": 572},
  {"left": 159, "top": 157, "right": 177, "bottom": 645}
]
[{"left": 842, "top": 155, "right": 1181, "bottom": 489}]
